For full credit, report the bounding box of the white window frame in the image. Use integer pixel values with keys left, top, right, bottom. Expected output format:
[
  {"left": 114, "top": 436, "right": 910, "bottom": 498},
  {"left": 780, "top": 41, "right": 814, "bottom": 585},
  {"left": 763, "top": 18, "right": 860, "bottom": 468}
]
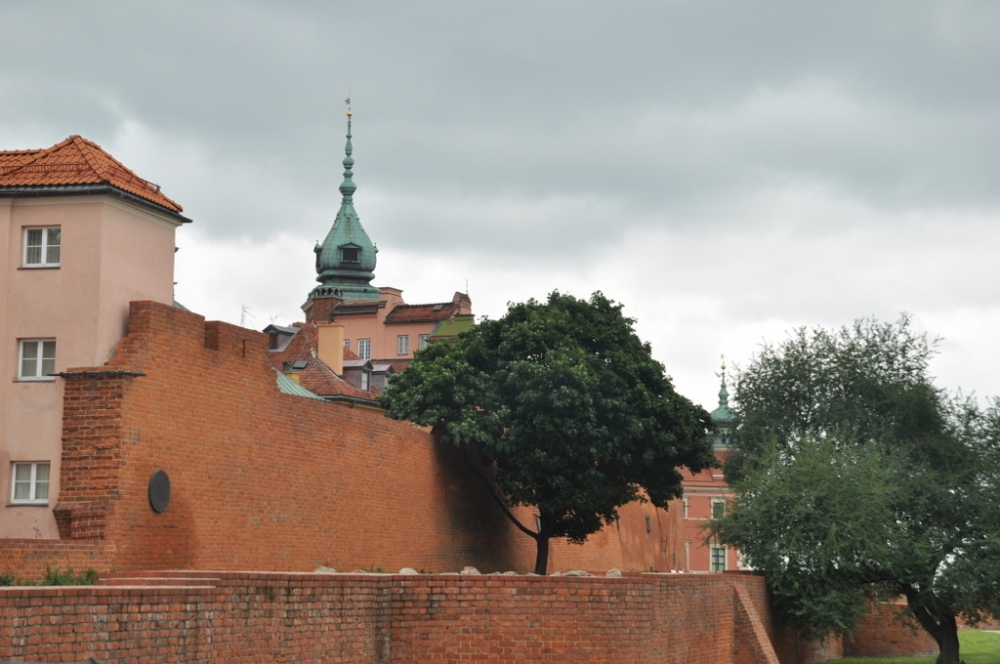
[
  {"left": 357, "top": 339, "right": 371, "bottom": 360},
  {"left": 711, "top": 498, "right": 726, "bottom": 520},
  {"left": 18, "top": 339, "right": 56, "bottom": 381},
  {"left": 361, "top": 370, "right": 370, "bottom": 391},
  {"left": 710, "top": 543, "right": 727, "bottom": 572},
  {"left": 11, "top": 462, "right": 50, "bottom": 505},
  {"left": 343, "top": 339, "right": 351, "bottom": 350},
  {"left": 397, "top": 335, "right": 409, "bottom": 356},
  {"left": 23, "top": 227, "right": 61, "bottom": 267},
  {"left": 418, "top": 334, "right": 429, "bottom": 350}
]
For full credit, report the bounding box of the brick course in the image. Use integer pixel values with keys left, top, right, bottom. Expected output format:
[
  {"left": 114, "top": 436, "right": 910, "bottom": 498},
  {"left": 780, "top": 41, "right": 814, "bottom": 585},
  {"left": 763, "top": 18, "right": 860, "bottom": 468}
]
[
  {"left": 0, "top": 571, "right": 779, "bottom": 664},
  {"left": 844, "top": 600, "right": 938, "bottom": 658}
]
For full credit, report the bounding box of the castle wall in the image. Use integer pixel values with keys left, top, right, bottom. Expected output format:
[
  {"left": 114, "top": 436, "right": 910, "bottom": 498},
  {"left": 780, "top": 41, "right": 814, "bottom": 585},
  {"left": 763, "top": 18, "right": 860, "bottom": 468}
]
[
  {"left": 2, "top": 300, "right": 683, "bottom": 577},
  {"left": 0, "top": 571, "right": 780, "bottom": 664}
]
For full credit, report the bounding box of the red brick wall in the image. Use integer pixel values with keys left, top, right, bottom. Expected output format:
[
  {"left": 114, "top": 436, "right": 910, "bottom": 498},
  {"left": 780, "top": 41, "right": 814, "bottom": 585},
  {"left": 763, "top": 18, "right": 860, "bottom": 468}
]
[
  {"left": 845, "top": 600, "right": 938, "bottom": 658},
  {"left": 0, "top": 571, "right": 778, "bottom": 664},
  {"left": 2, "top": 300, "right": 682, "bottom": 579}
]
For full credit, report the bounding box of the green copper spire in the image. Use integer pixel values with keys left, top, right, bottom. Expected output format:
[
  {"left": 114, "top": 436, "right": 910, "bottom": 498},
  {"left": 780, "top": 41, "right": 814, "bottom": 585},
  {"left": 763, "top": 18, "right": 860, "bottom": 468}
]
[
  {"left": 311, "top": 100, "right": 380, "bottom": 302},
  {"left": 710, "top": 357, "right": 737, "bottom": 449}
]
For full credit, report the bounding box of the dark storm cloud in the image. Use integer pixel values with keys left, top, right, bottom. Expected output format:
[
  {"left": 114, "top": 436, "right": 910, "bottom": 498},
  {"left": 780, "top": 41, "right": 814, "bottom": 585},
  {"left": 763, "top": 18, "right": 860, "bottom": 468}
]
[
  {"left": 1, "top": 1, "right": 997, "bottom": 254},
  {"left": 5, "top": 0, "right": 999, "bottom": 401}
]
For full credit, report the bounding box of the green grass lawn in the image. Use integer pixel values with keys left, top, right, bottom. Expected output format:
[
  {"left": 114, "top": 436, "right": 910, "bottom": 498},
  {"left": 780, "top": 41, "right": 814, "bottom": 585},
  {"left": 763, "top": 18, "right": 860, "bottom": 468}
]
[{"left": 826, "top": 630, "right": 1000, "bottom": 664}]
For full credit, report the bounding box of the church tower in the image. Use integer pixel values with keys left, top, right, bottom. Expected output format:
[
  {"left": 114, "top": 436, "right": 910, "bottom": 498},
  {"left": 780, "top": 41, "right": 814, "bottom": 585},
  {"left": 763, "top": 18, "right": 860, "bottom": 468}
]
[{"left": 306, "top": 103, "right": 380, "bottom": 321}]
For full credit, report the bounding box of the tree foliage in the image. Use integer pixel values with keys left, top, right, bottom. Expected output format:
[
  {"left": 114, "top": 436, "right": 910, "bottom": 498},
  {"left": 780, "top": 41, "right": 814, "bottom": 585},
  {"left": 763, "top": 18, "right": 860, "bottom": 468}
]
[
  {"left": 379, "top": 291, "right": 716, "bottom": 574},
  {"left": 713, "top": 316, "right": 1000, "bottom": 664}
]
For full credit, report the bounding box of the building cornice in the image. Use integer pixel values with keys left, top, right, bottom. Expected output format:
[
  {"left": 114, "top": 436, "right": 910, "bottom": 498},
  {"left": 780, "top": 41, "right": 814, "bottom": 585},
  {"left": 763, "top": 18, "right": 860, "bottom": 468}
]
[{"left": 0, "top": 184, "right": 192, "bottom": 225}]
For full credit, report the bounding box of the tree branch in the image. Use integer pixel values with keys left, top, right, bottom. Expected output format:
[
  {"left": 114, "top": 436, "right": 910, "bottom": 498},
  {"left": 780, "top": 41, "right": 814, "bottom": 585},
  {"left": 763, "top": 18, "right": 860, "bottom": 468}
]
[{"left": 463, "top": 449, "right": 538, "bottom": 541}]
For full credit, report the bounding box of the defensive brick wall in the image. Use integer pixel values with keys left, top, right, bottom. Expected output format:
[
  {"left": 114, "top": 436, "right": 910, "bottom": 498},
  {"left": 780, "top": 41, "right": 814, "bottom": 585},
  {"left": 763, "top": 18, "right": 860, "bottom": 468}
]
[
  {"left": 843, "top": 599, "right": 938, "bottom": 658},
  {"left": 0, "top": 571, "right": 782, "bottom": 664},
  {"left": 1, "top": 301, "right": 683, "bottom": 578}
]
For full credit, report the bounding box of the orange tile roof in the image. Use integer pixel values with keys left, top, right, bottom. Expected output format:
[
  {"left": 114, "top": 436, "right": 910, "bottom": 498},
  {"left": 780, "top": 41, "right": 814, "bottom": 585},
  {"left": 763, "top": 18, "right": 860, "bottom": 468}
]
[{"left": 0, "top": 135, "right": 183, "bottom": 213}]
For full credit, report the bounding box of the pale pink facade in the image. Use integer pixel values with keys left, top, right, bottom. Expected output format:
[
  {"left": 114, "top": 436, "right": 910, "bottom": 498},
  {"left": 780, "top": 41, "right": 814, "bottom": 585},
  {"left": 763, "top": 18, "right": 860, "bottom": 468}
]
[
  {"left": 0, "top": 195, "right": 183, "bottom": 539},
  {"left": 328, "top": 288, "right": 473, "bottom": 365}
]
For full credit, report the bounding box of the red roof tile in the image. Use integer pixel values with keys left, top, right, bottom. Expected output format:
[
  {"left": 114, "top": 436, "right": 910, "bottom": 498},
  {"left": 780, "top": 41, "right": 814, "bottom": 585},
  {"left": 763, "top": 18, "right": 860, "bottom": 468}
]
[
  {"left": 267, "top": 322, "right": 377, "bottom": 402},
  {"left": 0, "top": 135, "right": 183, "bottom": 213},
  {"left": 384, "top": 292, "right": 472, "bottom": 324}
]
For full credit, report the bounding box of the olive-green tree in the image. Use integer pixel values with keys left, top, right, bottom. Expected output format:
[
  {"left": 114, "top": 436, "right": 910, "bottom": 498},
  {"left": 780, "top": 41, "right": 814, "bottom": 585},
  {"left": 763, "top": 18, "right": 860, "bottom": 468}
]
[
  {"left": 379, "top": 291, "right": 716, "bottom": 574},
  {"left": 713, "top": 316, "right": 1000, "bottom": 664}
]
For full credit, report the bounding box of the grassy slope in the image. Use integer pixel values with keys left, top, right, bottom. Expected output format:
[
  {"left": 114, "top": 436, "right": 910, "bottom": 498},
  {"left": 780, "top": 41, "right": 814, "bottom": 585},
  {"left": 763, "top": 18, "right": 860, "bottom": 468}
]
[{"left": 826, "top": 630, "right": 1000, "bottom": 664}]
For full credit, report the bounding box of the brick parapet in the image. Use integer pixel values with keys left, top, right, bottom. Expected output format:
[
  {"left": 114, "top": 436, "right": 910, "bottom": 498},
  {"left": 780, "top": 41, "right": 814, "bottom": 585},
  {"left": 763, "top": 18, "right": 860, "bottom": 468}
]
[
  {"left": 0, "top": 572, "right": 774, "bottom": 664},
  {"left": 844, "top": 599, "right": 937, "bottom": 658}
]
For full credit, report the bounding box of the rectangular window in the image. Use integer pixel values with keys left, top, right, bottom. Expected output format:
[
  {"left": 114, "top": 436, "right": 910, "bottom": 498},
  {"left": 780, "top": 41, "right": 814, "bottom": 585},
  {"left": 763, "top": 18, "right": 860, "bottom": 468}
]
[
  {"left": 19, "top": 339, "right": 56, "bottom": 380},
  {"left": 11, "top": 462, "right": 50, "bottom": 504},
  {"left": 358, "top": 339, "right": 371, "bottom": 360},
  {"left": 23, "top": 227, "right": 61, "bottom": 267},
  {"left": 418, "top": 334, "right": 429, "bottom": 350},
  {"left": 343, "top": 339, "right": 350, "bottom": 350},
  {"left": 361, "top": 371, "right": 370, "bottom": 391},
  {"left": 682, "top": 498, "right": 689, "bottom": 519},
  {"left": 711, "top": 544, "right": 727, "bottom": 572},
  {"left": 397, "top": 335, "right": 409, "bottom": 355},
  {"left": 712, "top": 499, "right": 726, "bottom": 519}
]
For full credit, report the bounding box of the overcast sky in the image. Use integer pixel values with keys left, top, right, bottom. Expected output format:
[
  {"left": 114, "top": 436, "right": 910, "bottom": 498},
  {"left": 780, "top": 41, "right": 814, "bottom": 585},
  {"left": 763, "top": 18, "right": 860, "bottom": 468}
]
[{"left": 3, "top": 1, "right": 998, "bottom": 409}]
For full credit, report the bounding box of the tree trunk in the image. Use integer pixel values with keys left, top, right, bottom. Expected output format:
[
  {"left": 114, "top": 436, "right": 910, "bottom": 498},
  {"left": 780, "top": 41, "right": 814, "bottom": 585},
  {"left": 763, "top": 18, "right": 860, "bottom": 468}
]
[
  {"left": 534, "top": 533, "right": 550, "bottom": 575},
  {"left": 902, "top": 586, "right": 960, "bottom": 664},
  {"left": 931, "top": 615, "right": 960, "bottom": 664}
]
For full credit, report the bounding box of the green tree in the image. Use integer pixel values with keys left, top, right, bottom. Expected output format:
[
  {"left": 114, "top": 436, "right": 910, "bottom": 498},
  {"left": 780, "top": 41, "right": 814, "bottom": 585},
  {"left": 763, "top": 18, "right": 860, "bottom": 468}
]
[
  {"left": 379, "top": 291, "right": 716, "bottom": 575},
  {"left": 713, "top": 316, "right": 1000, "bottom": 664}
]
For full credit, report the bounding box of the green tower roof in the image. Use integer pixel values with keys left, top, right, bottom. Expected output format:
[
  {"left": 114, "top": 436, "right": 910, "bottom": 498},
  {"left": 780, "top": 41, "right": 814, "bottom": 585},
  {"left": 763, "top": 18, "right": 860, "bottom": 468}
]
[
  {"left": 312, "top": 105, "right": 380, "bottom": 302},
  {"left": 710, "top": 361, "right": 736, "bottom": 450}
]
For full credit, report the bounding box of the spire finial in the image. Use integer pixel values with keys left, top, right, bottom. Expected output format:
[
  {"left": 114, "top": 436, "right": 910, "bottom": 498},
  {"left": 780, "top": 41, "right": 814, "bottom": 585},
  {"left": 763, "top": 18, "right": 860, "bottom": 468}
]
[
  {"left": 339, "top": 93, "right": 356, "bottom": 202},
  {"left": 718, "top": 354, "right": 729, "bottom": 408}
]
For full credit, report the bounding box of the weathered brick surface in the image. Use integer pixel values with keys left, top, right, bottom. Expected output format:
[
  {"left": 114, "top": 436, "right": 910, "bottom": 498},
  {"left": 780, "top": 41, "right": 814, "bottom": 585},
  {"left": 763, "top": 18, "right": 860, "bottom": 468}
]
[
  {"left": 0, "top": 571, "right": 779, "bottom": 664},
  {"left": 844, "top": 600, "right": 938, "bottom": 658},
  {"left": 1, "top": 300, "right": 682, "bottom": 578},
  {"left": 0, "top": 301, "right": 941, "bottom": 663}
]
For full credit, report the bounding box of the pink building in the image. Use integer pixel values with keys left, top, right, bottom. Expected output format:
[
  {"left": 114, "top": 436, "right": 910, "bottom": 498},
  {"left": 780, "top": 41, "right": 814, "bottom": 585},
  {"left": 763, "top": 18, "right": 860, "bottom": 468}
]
[{"left": 0, "top": 136, "right": 190, "bottom": 540}]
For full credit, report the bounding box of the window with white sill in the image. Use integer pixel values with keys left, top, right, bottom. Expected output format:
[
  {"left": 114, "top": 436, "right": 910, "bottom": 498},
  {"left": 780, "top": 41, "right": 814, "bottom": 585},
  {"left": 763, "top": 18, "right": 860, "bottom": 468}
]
[
  {"left": 11, "top": 462, "right": 50, "bottom": 504},
  {"left": 710, "top": 543, "right": 727, "bottom": 572},
  {"left": 19, "top": 339, "right": 56, "bottom": 380},
  {"left": 23, "top": 227, "right": 60, "bottom": 267}
]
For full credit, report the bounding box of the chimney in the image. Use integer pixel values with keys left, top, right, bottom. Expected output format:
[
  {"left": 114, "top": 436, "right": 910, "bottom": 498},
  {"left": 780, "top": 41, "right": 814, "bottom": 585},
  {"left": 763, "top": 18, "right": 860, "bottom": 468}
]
[{"left": 315, "top": 323, "right": 345, "bottom": 375}]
